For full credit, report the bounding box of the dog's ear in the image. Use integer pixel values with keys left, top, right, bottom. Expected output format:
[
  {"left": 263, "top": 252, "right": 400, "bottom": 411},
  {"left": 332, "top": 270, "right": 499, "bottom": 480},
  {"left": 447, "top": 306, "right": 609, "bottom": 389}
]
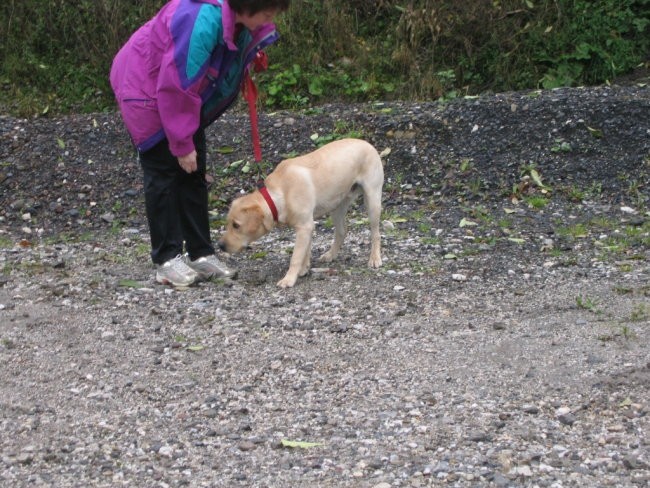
[
  {"left": 243, "top": 204, "right": 274, "bottom": 233},
  {"left": 237, "top": 204, "right": 263, "bottom": 228}
]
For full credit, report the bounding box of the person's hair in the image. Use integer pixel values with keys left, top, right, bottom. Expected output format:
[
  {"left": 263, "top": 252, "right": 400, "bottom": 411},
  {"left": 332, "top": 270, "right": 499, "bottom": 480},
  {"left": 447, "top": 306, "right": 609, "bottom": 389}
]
[{"left": 228, "top": 0, "right": 290, "bottom": 15}]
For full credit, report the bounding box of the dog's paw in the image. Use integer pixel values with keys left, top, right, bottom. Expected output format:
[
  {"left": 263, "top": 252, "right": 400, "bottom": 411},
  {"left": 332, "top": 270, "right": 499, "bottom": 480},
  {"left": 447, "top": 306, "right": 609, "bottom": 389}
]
[
  {"left": 277, "top": 276, "right": 297, "bottom": 288},
  {"left": 368, "top": 256, "right": 382, "bottom": 268},
  {"left": 318, "top": 251, "right": 335, "bottom": 263}
]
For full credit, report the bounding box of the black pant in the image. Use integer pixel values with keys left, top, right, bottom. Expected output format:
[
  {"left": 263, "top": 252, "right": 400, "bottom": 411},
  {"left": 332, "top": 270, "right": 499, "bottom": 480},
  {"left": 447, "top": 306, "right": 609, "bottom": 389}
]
[{"left": 138, "top": 129, "right": 214, "bottom": 265}]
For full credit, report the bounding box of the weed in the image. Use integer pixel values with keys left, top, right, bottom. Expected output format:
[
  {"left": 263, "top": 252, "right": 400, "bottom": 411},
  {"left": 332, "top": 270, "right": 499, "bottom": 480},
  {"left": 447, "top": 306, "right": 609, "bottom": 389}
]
[
  {"left": 576, "top": 294, "right": 602, "bottom": 314},
  {"left": 590, "top": 216, "right": 615, "bottom": 229},
  {"left": 619, "top": 325, "right": 636, "bottom": 340},
  {"left": 459, "top": 158, "right": 474, "bottom": 173},
  {"left": 524, "top": 195, "right": 549, "bottom": 210},
  {"left": 586, "top": 182, "right": 603, "bottom": 199},
  {"left": 566, "top": 185, "right": 586, "bottom": 202},
  {"left": 551, "top": 139, "right": 572, "bottom": 153},
  {"left": 613, "top": 285, "right": 634, "bottom": 295},
  {"left": 0, "top": 236, "right": 13, "bottom": 249},
  {"left": 556, "top": 223, "right": 589, "bottom": 239},
  {"left": 497, "top": 218, "right": 513, "bottom": 229},
  {"left": 420, "top": 236, "right": 441, "bottom": 246},
  {"left": 409, "top": 263, "right": 440, "bottom": 275},
  {"left": 618, "top": 263, "right": 633, "bottom": 273},
  {"left": 135, "top": 243, "right": 150, "bottom": 258},
  {"left": 109, "top": 220, "right": 124, "bottom": 236},
  {"left": 467, "top": 178, "right": 484, "bottom": 197},
  {"left": 311, "top": 121, "right": 364, "bottom": 147},
  {"left": 630, "top": 303, "right": 649, "bottom": 322}
]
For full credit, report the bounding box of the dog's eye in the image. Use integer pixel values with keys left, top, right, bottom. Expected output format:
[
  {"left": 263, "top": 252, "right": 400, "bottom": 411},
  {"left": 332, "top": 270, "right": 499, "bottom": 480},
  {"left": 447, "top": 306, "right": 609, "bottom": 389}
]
[{"left": 233, "top": 222, "right": 240, "bottom": 230}]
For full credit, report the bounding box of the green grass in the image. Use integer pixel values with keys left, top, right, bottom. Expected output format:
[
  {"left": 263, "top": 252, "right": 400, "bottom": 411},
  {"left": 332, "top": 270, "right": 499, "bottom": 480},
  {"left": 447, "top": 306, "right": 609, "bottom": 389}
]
[
  {"left": 576, "top": 295, "right": 602, "bottom": 314},
  {"left": 630, "top": 303, "right": 649, "bottom": 322},
  {"left": 556, "top": 223, "right": 589, "bottom": 239},
  {"left": 0, "top": 236, "right": 13, "bottom": 249},
  {"left": 524, "top": 195, "right": 550, "bottom": 210}
]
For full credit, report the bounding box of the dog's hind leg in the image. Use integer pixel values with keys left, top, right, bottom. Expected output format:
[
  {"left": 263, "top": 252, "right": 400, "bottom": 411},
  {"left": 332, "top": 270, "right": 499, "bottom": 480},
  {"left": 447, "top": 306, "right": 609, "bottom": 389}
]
[
  {"left": 364, "top": 185, "right": 383, "bottom": 268},
  {"left": 318, "top": 193, "right": 356, "bottom": 263}
]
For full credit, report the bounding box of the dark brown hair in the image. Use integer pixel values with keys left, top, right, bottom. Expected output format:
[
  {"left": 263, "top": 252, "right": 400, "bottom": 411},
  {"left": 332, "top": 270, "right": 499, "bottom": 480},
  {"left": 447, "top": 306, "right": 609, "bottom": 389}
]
[{"left": 228, "top": 0, "right": 291, "bottom": 15}]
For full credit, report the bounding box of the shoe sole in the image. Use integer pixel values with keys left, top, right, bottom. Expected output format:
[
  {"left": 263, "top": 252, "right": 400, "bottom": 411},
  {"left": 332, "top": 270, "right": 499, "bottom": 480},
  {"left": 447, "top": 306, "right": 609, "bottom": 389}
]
[
  {"left": 192, "top": 269, "right": 238, "bottom": 281},
  {"left": 156, "top": 276, "right": 196, "bottom": 288}
]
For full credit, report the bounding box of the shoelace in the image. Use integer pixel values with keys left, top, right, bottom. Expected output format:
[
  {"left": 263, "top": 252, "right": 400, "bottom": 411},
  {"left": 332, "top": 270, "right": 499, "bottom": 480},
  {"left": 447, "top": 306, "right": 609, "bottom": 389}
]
[{"left": 169, "top": 254, "right": 192, "bottom": 272}]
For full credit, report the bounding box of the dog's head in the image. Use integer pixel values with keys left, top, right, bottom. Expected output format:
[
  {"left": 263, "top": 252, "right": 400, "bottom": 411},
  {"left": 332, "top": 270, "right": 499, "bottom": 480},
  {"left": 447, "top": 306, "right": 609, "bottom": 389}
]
[{"left": 218, "top": 194, "right": 271, "bottom": 254}]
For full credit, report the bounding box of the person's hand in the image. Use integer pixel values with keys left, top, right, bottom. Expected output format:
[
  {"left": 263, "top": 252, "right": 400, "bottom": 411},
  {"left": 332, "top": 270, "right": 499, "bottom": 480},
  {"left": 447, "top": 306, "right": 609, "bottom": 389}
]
[{"left": 178, "top": 150, "right": 197, "bottom": 173}]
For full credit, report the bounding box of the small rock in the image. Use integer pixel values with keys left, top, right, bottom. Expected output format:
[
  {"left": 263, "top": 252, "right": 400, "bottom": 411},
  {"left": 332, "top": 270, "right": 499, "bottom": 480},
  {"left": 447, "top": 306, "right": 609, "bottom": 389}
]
[
  {"left": 558, "top": 413, "right": 576, "bottom": 426},
  {"left": 101, "top": 331, "right": 116, "bottom": 341},
  {"left": 238, "top": 440, "right": 256, "bottom": 451},
  {"left": 382, "top": 220, "right": 395, "bottom": 231},
  {"left": 157, "top": 445, "right": 173, "bottom": 458},
  {"left": 468, "top": 431, "right": 491, "bottom": 442}
]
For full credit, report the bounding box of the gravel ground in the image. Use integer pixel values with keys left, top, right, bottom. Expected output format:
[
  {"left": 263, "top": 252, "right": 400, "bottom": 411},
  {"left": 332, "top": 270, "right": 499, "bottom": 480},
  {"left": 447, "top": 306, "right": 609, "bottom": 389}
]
[{"left": 1, "top": 82, "right": 649, "bottom": 487}]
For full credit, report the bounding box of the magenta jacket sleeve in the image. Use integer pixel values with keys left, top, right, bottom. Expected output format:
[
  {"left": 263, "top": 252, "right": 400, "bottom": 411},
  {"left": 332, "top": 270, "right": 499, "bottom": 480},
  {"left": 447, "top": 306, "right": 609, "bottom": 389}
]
[{"left": 156, "top": 48, "right": 203, "bottom": 157}]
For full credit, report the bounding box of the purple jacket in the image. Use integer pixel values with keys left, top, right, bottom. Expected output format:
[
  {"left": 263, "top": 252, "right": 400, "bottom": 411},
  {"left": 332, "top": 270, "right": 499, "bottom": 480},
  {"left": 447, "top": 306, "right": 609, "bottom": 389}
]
[{"left": 110, "top": 0, "right": 279, "bottom": 156}]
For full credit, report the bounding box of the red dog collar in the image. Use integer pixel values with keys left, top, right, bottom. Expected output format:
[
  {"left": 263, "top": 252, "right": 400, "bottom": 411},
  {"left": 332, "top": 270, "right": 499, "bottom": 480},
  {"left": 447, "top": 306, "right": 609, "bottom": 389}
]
[{"left": 259, "top": 186, "right": 278, "bottom": 222}]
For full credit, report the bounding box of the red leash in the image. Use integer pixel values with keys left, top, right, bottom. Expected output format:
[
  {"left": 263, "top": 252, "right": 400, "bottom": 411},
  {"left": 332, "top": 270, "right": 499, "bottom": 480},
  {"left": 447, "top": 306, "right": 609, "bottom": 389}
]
[{"left": 242, "top": 51, "right": 268, "bottom": 164}]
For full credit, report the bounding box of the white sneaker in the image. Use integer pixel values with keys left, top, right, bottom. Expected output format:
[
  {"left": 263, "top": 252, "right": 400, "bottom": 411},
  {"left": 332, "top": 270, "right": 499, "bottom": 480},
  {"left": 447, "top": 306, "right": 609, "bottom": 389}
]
[
  {"left": 156, "top": 255, "right": 198, "bottom": 287},
  {"left": 188, "top": 254, "right": 237, "bottom": 280}
]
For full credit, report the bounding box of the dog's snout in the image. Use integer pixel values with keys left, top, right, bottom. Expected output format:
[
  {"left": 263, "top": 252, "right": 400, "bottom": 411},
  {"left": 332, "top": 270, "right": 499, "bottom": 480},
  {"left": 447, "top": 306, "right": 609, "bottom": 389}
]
[{"left": 218, "top": 240, "right": 226, "bottom": 252}]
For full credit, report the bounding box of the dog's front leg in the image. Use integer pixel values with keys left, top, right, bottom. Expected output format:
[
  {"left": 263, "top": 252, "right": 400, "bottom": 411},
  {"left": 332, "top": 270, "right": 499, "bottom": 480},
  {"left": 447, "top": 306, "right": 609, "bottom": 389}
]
[{"left": 277, "top": 224, "right": 313, "bottom": 288}]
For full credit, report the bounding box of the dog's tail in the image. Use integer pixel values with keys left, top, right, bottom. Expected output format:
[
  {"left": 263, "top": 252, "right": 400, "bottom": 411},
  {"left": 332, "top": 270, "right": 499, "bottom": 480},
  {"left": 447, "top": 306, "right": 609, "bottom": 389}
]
[{"left": 378, "top": 147, "right": 391, "bottom": 167}]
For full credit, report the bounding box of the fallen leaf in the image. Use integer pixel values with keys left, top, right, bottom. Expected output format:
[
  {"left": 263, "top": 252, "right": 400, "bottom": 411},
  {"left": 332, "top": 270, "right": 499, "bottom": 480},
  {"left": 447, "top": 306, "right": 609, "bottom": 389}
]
[
  {"left": 530, "top": 169, "right": 549, "bottom": 189},
  {"left": 507, "top": 237, "right": 525, "bottom": 244},
  {"left": 619, "top": 397, "right": 632, "bottom": 407},
  {"left": 587, "top": 126, "right": 603, "bottom": 138},
  {"left": 118, "top": 279, "right": 144, "bottom": 288},
  {"left": 281, "top": 439, "right": 322, "bottom": 449},
  {"left": 459, "top": 218, "right": 477, "bottom": 227}
]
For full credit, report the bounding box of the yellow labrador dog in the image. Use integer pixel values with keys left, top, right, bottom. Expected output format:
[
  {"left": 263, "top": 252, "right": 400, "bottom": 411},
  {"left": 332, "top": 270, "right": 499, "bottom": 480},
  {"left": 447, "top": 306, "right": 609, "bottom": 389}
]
[{"left": 219, "top": 138, "right": 383, "bottom": 287}]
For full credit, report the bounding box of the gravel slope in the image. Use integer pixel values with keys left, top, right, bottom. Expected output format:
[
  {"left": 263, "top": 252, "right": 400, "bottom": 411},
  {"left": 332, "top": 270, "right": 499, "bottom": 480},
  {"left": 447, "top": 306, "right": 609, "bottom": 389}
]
[{"left": 0, "top": 83, "right": 649, "bottom": 487}]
